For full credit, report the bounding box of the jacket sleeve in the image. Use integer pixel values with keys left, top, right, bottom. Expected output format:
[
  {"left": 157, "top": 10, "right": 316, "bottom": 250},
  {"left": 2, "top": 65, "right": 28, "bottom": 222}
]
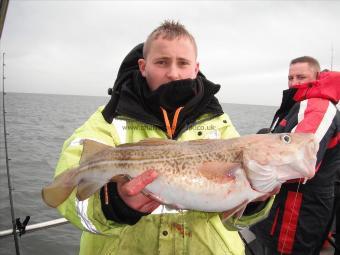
[
  {"left": 276, "top": 98, "right": 338, "bottom": 168},
  {"left": 54, "top": 108, "right": 127, "bottom": 235}
]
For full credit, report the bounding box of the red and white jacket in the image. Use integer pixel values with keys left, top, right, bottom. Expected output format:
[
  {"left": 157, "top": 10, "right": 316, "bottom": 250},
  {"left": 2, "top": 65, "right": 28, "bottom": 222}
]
[{"left": 252, "top": 71, "right": 340, "bottom": 254}]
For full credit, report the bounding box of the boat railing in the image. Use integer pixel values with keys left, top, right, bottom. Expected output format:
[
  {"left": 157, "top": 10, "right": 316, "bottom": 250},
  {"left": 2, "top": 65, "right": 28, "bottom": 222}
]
[{"left": 0, "top": 218, "right": 69, "bottom": 239}]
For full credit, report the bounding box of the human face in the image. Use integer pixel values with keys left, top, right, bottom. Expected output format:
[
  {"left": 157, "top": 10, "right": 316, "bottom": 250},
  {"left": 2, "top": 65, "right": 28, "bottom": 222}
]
[
  {"left": 288, "top": 62, "right": 318, "bottom": 88},
  {"left": 138, "top": 36, "right": 199, "bottom": 91}
]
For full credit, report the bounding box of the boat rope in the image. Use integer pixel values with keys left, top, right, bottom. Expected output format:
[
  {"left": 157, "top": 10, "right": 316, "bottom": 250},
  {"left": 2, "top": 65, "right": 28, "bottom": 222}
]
[{"left": 2, "top": 52, "right": 21, "bottom": 255}]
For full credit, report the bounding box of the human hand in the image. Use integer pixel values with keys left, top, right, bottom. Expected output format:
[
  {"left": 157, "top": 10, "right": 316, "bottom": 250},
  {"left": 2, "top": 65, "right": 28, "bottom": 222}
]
[{"left": 116, "top": 169, "right": 161, "bottom": 213}]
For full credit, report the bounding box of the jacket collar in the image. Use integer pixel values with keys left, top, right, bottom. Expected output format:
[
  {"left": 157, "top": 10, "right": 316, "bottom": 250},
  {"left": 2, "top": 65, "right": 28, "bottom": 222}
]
[
  {"left": 292, "top": 71, "right": 340, "bottom": 104},
  {"left": 270, "top": 71, "right": 340, "bottom": 130}
]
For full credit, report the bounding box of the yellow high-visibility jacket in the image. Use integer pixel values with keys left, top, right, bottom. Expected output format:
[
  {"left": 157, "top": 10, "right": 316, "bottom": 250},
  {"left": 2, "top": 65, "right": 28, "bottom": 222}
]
[{"left": 55, "top": 106, "right": 273, "bottom": 255}]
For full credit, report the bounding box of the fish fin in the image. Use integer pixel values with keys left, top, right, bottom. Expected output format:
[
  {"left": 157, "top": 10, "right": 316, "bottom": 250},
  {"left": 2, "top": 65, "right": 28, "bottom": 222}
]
[
  {"left": 42, "top": 168, "right": 79, "bottom": 208},
  {"left": 76, "top": 180, "right": 105, "bottom": 201},
  {"left": 234, "top": 204, "right": 247, "bottom": 219},
  {"left": 76, "top": 174, "right": 131, "bottom": 201},
  {"left": 117, "top": 138, "right": 211, "bottom": 148},
  {"left": 220, "top": 199, "right": 249, "bottom": 222},
  {"left": 110, "top": 174, "right": 131, "bottom": 183},
  {"left": 185, "top": 139, "right": 216, "bottom": 145},
  {"left": 80, "top": 139, "right": 111, "bottom": 164},
  {"left": 198, "top": 162, "right": 241, "bottom": 184},
  {"left": 117, "top": 138, "right": 176, "bottom": 147}
]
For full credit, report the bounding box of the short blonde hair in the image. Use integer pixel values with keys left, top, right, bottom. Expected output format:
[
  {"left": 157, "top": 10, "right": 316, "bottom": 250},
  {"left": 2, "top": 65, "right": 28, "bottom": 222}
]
[{"left": 143, "top": 20, "right": 197, "bottom": 58}]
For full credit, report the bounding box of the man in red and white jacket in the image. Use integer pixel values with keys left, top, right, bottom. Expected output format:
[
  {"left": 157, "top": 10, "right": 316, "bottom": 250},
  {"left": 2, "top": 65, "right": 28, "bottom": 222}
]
[{"left": 251, "top": 56, "right": 340, "bottom": 255}]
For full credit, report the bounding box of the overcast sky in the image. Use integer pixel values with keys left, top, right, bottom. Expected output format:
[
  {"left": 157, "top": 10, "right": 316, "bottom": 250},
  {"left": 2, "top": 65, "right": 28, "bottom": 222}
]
[{"left": 1, "top": 1, "right": 340, "bottom": 106}]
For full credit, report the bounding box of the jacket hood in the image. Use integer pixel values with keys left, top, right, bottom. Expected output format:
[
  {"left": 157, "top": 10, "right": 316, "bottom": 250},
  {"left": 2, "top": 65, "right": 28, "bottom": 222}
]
[
  {"left": 102, "top": 43, "right": 144, "bottom": 123},
  {"left": 292, "top": 71, "right": 340, "bottom": 104}
]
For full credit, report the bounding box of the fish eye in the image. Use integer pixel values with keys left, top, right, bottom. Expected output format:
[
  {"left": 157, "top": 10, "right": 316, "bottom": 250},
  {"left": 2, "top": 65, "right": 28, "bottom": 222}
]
[{"left": 281, "top": 134, "right": 291, "bottom": 144}]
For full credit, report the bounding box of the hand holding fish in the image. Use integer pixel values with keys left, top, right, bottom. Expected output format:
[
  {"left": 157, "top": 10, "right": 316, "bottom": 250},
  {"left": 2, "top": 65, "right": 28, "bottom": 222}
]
[{"left": 117, "top": 169, "right": 161, "bottom": 213}]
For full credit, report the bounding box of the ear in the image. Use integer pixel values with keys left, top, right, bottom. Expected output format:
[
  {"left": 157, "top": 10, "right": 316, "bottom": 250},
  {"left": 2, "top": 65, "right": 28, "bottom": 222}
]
[
  {"left": 138, "top": 58, "right": 146, "bottom": 77},
  {"left": 194, "top": 62, "right": 200, "bottom": 77},
  {"left": 316, "top": 71, "right": 320, "bottom": 80}
]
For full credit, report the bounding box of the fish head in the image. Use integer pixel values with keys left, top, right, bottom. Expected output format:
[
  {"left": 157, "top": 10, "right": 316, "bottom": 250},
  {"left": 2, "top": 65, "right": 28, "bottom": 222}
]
[{"left": 241, "top": 133, "right": 318, "bottom": 193}]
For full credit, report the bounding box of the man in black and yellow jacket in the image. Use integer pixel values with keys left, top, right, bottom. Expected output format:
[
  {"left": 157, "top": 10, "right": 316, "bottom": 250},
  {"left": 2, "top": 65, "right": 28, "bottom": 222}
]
[{"left": 54, "top": 21, "right": 275, "bottom": 255}]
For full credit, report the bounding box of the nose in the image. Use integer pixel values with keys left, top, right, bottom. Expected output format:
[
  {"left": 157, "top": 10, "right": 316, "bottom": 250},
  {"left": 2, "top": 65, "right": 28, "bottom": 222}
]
[
  {"left": 289, "top": 78, "right": 299, "bottom": 87},
  {"left": 166, "top": 64, "right": 180, "bottom": 81}
]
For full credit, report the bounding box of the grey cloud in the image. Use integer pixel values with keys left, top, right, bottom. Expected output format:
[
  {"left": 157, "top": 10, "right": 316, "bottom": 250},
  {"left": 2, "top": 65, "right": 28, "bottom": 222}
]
[{"left": 1, "top": 1, "right": 340, "bottom": 105}]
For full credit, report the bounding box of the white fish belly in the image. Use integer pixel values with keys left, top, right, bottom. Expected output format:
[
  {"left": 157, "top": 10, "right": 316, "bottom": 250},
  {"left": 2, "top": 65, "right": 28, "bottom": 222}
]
[{"left": 145, "top": 167, "right": 261, "bottom": 212}]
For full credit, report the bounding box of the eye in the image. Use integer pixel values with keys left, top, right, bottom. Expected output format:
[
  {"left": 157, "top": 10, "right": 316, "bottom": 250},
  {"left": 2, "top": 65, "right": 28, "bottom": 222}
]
[
  {"left": 156, "top": 60, "right": 166, "bottom": 65},
  {"left": 296, "top": 75, "right": 307, "bottom": 80},
  {"left": 178, "top": 61, "right": 189, "bottom": 66},
  {"left": 281, "top": 134, "right": 291, "bottom": 144}
]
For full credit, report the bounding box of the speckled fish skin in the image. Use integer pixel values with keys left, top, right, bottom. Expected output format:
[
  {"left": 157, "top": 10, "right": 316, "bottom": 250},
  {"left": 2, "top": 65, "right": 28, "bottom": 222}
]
[{"left": 42, "top": 133, "right": 318, "bottom": 211}]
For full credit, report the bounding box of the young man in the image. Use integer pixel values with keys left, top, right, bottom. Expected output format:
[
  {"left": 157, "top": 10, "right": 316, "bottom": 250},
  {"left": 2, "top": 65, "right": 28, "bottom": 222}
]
[
  {"left": 54, "top": 21, "right": 273, "bottom": 255},
  {"left": 251, "top": 56, "right": 340, "bottom": 255}
]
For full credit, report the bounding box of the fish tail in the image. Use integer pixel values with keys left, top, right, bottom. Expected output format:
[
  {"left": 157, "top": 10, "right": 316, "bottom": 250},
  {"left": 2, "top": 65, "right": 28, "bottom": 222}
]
[{"left": 41, "top": 168, "right": 79, "bottom": 208}]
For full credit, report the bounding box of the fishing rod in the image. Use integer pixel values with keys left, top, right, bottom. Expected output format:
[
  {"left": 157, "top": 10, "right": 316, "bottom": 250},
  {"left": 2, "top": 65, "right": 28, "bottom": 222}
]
[
  {"left": 2, "top": 52, "right": 21, "bottom": 254},
  {"left": 0, "top": 52, "right": 70, "bottom": 246}
]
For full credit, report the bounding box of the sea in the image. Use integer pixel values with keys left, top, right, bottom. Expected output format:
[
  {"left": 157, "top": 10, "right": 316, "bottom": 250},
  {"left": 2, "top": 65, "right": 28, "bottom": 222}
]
[{"left": 0, "top": 92, "right": 277, "bottom": 255}]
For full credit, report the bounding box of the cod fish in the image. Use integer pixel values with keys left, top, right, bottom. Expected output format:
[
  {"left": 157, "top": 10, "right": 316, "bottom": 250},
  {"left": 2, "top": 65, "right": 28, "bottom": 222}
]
[{"left": 42, "top": 133, "right": 318, "bottom": 213}]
